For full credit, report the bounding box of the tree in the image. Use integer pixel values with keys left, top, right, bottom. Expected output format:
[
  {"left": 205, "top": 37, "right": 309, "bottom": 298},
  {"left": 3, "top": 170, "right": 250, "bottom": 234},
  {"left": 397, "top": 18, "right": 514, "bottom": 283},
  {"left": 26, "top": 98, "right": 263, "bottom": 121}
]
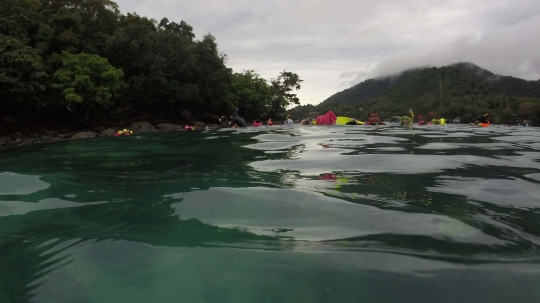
[
  {"left": 158, "top": 18, "right": 195, "bottom": 41},
  {"left": 191, "top": 34, "right": 233, "bottom": 114},
  {"left": 270, "top": 71, "right": 302, "bottom": 116},
  {"left": 230, "top": 70, "right": 272, "bottom": 119},
  {"left": 0, "top": 0, "right": 40, "bottom": 39},
  {"left": 51, "top": 52, "right": 125, "bottom": 121},
  {"left": 0, "top": 35, "right": 47, "bottom": 113},
  {"left": 518, "top": 102, "right": 539, "bottom": 121},
  {"left": 38, "top": 0, "right": 120, "bottom": 56}
]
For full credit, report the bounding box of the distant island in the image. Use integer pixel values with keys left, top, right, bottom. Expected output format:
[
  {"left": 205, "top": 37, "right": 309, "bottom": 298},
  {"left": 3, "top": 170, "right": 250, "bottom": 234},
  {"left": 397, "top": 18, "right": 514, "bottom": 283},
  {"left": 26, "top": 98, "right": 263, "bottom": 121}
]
[
  {"left": 289, "top": 63, "right": 540, "bottom": 124},
  {"left": 0, "top": 0, "right": 302, "bottom": 144}
]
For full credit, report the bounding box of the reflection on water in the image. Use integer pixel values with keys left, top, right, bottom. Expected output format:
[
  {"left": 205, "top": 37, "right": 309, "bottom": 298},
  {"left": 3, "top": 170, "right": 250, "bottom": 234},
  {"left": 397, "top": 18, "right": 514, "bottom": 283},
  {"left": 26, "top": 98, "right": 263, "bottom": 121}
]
[{"left": 0, "top": 125, "right": 539, "bottom": 303}]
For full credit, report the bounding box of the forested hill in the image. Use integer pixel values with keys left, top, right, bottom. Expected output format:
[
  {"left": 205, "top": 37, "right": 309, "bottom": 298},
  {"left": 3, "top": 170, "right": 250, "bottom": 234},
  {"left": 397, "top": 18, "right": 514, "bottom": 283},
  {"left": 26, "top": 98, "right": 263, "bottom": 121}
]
[
  {"left": 289, "top": 63, "right": 540, "bottom": 123},
  {"left": 0, "top": 0, "right": 302, "bottom": 130}
]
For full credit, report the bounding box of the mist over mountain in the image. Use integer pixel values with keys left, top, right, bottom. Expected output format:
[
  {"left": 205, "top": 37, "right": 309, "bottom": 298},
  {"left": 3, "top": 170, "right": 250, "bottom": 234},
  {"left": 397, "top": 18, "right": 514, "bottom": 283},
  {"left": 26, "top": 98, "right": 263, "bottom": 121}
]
[{"left": 289, "top": 63, "right": 540, "bottom": 123}]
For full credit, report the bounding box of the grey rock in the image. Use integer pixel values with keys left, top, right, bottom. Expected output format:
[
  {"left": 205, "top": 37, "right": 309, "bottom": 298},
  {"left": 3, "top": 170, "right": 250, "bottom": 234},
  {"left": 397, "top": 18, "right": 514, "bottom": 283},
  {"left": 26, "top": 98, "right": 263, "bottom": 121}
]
[
  {"left": 194, "top": 121, "right": 206, "bottom": 127},
  {"left": 131, "top": 121, "right": 156, "bottom": 133},
  {"left": 72, "top": 132, "right": 98, "bottom": 139},
  {"left": 40, "top": 135, "right": 54, "bottom": 142},
  {"left": 156, "top": 123, "right": 182, "bottom": 131},
  {"left": 100, "top": 128, "right": 117, "bottom": 137}
]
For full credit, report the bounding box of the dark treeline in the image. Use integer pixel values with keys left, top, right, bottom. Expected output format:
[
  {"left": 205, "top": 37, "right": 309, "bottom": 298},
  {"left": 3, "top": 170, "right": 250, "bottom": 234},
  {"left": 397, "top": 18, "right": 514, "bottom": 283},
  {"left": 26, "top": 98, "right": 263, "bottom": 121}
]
[
  {"left": 0, "top": 0, "right": 302, "bottom": 128},
  {"left": 290, "top": 63, "right": 540, "bottom": 124}
]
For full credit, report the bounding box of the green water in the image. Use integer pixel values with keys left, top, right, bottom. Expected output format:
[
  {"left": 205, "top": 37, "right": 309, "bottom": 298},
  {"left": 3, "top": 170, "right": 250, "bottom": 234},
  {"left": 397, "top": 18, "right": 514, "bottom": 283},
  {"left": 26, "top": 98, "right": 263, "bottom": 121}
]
[{"left": 1, "top": 125, "right": 540, "bottom": 303}]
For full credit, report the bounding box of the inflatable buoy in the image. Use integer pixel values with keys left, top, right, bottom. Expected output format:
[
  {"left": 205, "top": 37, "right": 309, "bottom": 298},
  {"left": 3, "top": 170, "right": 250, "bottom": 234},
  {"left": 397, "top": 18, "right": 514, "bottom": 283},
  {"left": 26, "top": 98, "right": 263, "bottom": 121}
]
[
  {"left": 431, "top": 118, "right": 446, "bottom": 125},
  {"left": 115, "top": 129, "right": 133, "bottom": 137},
  {"left": 336, "top": 116, "right": 364, "bottom": 125}
]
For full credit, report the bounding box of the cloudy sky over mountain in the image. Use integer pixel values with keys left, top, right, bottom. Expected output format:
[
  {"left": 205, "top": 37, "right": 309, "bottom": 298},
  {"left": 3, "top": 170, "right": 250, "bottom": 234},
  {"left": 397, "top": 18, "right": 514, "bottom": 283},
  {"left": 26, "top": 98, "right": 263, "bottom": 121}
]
[{"left": 115, "top": 0, "right": 540, "bottom": 105}]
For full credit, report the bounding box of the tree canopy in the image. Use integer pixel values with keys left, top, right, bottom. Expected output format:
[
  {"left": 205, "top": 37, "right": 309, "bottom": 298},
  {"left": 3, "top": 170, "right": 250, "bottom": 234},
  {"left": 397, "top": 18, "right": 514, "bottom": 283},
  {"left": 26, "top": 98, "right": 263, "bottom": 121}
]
[
  {"left": 0, "top": 0, "right": 302, "bottom": 125},
  {"left": 52, "top": 52, "right": 125, "bottom": 121}
]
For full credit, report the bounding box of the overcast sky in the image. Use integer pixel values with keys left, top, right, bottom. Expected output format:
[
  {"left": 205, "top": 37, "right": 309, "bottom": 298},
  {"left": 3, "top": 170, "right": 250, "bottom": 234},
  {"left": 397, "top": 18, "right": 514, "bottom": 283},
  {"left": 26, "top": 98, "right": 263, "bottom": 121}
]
[{"left": 114, "top": 0, "right": 540, "bottom": 105}]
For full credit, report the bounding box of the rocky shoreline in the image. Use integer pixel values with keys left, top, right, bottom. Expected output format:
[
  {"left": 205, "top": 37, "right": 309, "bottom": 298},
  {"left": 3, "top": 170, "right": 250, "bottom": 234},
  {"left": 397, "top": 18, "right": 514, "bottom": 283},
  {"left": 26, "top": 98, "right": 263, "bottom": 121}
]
[{"left": 0, "top": 121, "right": 219, "bottom": 149}]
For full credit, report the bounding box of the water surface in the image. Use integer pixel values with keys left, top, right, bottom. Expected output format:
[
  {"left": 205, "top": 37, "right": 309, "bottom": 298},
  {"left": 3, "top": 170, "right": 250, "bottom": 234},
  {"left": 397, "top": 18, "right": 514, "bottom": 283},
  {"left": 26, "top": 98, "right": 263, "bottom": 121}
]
[{"left": 1, "top": 125, "right": 539, "bottom": 303}]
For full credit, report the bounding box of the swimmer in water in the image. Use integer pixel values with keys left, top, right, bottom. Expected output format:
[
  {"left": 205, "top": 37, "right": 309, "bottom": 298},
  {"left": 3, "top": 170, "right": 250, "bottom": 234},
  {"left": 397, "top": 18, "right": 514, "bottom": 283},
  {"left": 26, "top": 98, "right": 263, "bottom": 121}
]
[
  {"left": 468, "top": 114, "right": 490, "bottom": 126},
  {"left": 365, "top": 111, "right": 386, "bottom": 125},
  {"left": 219, "top": 116, "right": 229, "bottom": 128},
  {"left": 345, "top": 119, "right": 362, "bottom": 125},
  {"left": 229, "top": 113, "right": 247, "bottom": 128},
  {"left": 475, "top": 113, "right": 490, "bottom": 126},
  {"left": 284, "top": 115, "right": 294, "bottom": 125}
]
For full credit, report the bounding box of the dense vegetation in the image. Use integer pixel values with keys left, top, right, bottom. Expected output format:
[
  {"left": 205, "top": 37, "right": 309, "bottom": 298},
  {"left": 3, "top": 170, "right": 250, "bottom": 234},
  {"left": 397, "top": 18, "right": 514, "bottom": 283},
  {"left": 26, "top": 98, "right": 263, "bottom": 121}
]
[
  {"left": 0, "top": 0, "right": 302, "bottom": 127},
  {"left": 290, "top": 63, "right": 540, "bottom": 124}
]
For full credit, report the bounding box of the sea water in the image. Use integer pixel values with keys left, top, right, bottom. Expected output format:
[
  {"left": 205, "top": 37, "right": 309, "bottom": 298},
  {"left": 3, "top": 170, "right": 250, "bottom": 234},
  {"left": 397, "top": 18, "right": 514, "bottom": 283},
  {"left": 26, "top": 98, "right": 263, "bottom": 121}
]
[{"left": 0, "top": 125, "right": 539, "bottom": 303}]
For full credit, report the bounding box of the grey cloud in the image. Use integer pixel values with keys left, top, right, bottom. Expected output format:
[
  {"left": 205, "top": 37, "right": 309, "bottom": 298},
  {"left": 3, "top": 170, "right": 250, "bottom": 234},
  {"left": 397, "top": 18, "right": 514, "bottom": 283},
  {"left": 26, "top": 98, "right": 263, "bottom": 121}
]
[
  {"left": 370, "top": 13, "right": 540, "bottom": 81},
  {"left": 114, "top": 0, "right": 540, "bottom": 104}
]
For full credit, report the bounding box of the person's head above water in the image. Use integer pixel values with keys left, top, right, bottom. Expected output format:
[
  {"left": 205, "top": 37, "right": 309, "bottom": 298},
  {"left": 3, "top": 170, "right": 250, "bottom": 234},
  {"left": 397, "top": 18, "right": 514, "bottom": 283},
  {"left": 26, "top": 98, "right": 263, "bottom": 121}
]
[
  {"left": 476, "top": 113, "right": 489, "bottom": 123},
  {"left": 367, "top": 111, "right": 380, "bottom": 124}
]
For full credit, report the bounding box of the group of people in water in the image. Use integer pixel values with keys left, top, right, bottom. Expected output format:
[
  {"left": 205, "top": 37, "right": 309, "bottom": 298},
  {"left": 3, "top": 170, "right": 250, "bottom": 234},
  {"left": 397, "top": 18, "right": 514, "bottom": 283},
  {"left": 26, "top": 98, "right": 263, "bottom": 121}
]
[
  {"left": 211, "top": 110, "right": 493, "bottom": 129},
  {"left": 111, "top": 107, "right": 537, "bottom": 135},
  {"left": 114, "top": 110, "right": 508, "bottom": 135},
  {"left": 179, "top": 106, "right": 509, "bottom": 132},
  {"left": 218, "top": 112, "right": 295, "bottom": 129}
]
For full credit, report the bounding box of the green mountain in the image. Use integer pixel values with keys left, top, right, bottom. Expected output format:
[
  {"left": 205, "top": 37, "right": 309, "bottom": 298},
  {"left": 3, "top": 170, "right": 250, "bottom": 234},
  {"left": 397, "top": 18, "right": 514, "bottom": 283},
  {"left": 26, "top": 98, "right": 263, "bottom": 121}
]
[{"left": 289, "top": 63, "right": 540, "bottom": 123}]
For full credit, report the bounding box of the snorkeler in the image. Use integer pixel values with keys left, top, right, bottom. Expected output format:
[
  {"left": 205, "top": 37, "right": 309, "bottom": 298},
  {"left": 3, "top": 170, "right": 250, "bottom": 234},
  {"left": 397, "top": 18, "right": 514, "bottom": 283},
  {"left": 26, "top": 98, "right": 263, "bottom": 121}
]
[
  {"left": 398, "top": 109, "right": 415, "bottom": 126},
  {"left": 219, "top": 116, "right": 230, "bottom": 128},
  {"left": 284, "top": 115, "right": 294, "bottom": 125},
  {"left": 475, "top": 113, "right": 490, "bottom": 127},
  {"left": 229, "top": 113, "right": 247, "bottom": 128},
  {"left": 365, "top": 111, "right": 386, "bottom": 125}
]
